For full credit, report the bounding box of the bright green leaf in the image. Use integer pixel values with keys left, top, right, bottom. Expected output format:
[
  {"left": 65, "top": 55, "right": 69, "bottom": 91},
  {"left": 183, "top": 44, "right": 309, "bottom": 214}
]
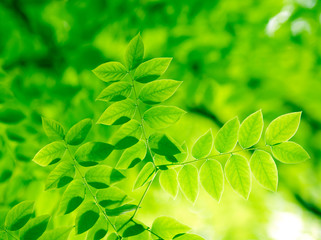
[
  {"left": 33, "top": 141, "right": 66, "bottom": 167},
  {"left": 96, "top": 82, "right": 132, "bottom": 102},
  {"left": 214, "top": 117, "right": 240, "bottom": 153},
  {"left": 271, "top": 141, "right": 310, "bottom": 164},
  {"left": 58, "top": 180, "right": 85, "bottom": 215},
  {"left": 112, "top": 120, "right": 142, "bottom": 149},
  {"left": 5, "top": 200, "right": 34, "bottom": 231},
  {"left": 20, "top": 215, "right": 50, "bottom": 240},
  {"left": 105, "top": 204, "right": 137, "bottom": 216},
  {"left": 45, "top": 161, "right": 75, "bottom": 190},
  {"left": 65, "top": 118, "right": 92, "bottom": 146},
  {"left": 124, "top": 33, "right": 144, "bottom": 70},
  {"left": 86, "top": 216, "right": 108, "bottom": 240},
  {"left": 178, "top": 165, "right": 199, "bottom": 203},
  {"left": 42, "top": 117, "right": 65, "bottom": 139},
  {"left": 116, "top": 141, "right": 147, "bottom": 169},
  {"left": 96, "top": 187, "right": 132, "bottom": 208},
  {"left": 174, "top": 233, "right": 205, "bottom": 240},
  {"left": 133, "top": 162, "right": 155, "bottom": 190},
  {"left": 151, "top": 216, "right": 190, "bottom": 240},
  {"left": 93, "top": 62, "right": 127, "bottom": 82},
  {"left": 0, "top": 108, "right": 25, "bottom": 124},
  {"left": 38, "top": 227, "right": 72, "bottom": 240},
  {"left": 122, "top": 223, "right": 145, "bottom": 238},
  {"left": 75, "top": 201, "right": 99, "bottom": 235},
  {"left": 149, "top": 133, "right": 183, "bottom": 156},
  {"left": 192, "top": 129, "right": 213, "bottom": 159},
  {"left": 159, "top": 169, "right": 178, "bottom": 198}
]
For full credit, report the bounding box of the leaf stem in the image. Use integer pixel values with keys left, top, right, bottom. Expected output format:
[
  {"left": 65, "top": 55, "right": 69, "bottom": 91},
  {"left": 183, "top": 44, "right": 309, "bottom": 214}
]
[{"left": 3, "top": 227, "right": 18, "bottom": 240}]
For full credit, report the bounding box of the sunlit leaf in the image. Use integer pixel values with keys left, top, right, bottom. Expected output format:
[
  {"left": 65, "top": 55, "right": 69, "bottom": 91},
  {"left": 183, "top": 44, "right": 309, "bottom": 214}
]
[
  {"left": 124, "top": 33, "right": 144, "bottom": 70},
  {"left": 5, "top": 200, "right": 34, "bottom": 231},
  {"left": 86, "top": 216, "right": 108, "bottom": 240},
  {"left": 133, "top": 162, "right": 155, "bottom": 190},
  {"left": 173, "top": 233, "right": 205, "bottom": 240},
  {"left": 112, "top": 120, "right": 142, "bottom": 149},
  {"left": 33, "top": 141, "right": 66, "bottom": 167},
  {"left": 271, "top": 141, "right": 309, "bottom": 164},
  {"left": 151, "top": 216, "right": 190, "bottom": 240},
  {"left": 65, "top": 118, "right": 92, "bottom": 146},
  {"left": 93, "top": 62, "right": 127, "bottom": 82},
  {"left": 58, "top": 180, "right": 85, "bottom": 215},
  {"left": 159, "top": 169, "right": 178, "bottom": 198},
  {"left": 116, "top": 141, "right": 147, "bottom": 169},
  {"left": 178, "top": 165, "right": 199, "bottom": 203},
  {"left": 214, "top": 117, "right": 240, "bottom": 153},
  {"left": 192, "top": 129, "right": 213, "bottom": 159},
  {"left": 96, "top": 187, "right": 132, "bottom": 208},
  {"left": 149, "top": 133, "right": 183, "bottom": 156},
  {"left": 96, "top": 82, "right": 132, "bottom": 102},
  {"left": 75, "top": 201, "right": 99, "bottom": 234},
  {"left": 38, "top": 227, "right": 72, "bottom": 240},
  {"left": 42, "top": 117, "right": 65, "bottom": 139},
  {"left": 122, "top": 223, "right": 145, "bottom": 238},
  {"left": 105, "top": 204, "right": 137, "bottom": 216},
  {"left": 45, "top": 161, "right": 75, "bottom": 190},
  {"left": 20, "top": 215, "right": 50, "bottom": 240}
]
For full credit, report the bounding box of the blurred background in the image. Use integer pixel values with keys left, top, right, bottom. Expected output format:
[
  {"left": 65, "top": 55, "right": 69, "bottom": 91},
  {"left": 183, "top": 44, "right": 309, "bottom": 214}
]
[{"left": 0, "top": 0, "right": 321, "bottom": 239}]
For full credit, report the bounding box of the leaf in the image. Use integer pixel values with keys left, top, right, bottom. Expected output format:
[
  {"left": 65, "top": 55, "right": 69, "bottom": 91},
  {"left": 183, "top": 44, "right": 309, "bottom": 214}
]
[
  {"left": 178, "top": 165, "right": 199, "bottom": 203},
  {"left": 192, "top": 129, "right": 213, "bottom": 159},
  {"left": 85, "top": 165, "right": 125, "bottom": 189},
  {"left": 75, "top": 201, "right": 99, "bottom": 235},
  {"left": 116, "top": 141, "right": 147, "bottom": 169},
  {"left": 5, "top": 200, "right": 34, "bottom": 231},
  {"left": 134, "top": 58, "right": 172, "bottom": 83},
  {"left": 174, "top": 234, "right": 205, "bottom": 240},
  {"left": 214, "top": 117, "right": 240, "bottom": 153},
  {"left": 124, "top": 33, "right": 144, "bottom": 70},
  {"left": 199, "top": 160, "right": 224, "bottom": 202},
  {"left": 59, "top": 180, "right": 86, "bottom": 215},
  {"left": 105, "top": 204, "right": 137, "bottom": 216},
  {"left": 93, "top": 62, "right": 127, "bottom": 82},
  {"left": 42, "top": 117, "right": 65, "bottom": 139},
  {"left": 149, "top": 133, "right": 183, "bottom": 156},
  {"left": 133, "top": 162, "right": 155, "bottom": 190},
  {"left": 96, "top": 82, "right": 132, "bottom": 102},
  {"left": 143, "top": 106, "right": 186, "bottom": 129},
  {"left": 38, "top": 227, "right": 72, "bottom": 240},
  {"left": 159, "top": 169, "right": 178, "bottom": 198},
  {"left": 250, "top": 150, "right": 278, "bottom": 191},
  {"left": 33, "top": 141, "right": 66, "bottom": 167},
  {"left": 112, "top": 120, "right": 142, "bottom": 150},
  {"left": 107, "top": 233, "right": 120, "bottom": 240},
  {"left": 86, "top": 216, "right": 108, "bottom": 240},
  {"left": 271, "top": 141, "right": 310, "bottom": 164},
  {"left": 45, "top": 161, "right": 75, "bottom": 190},
  {"left": 0, "top": 108, "right": 25, "bottom": 124},
  {"left": 75, "top": 142, "right": 114, "bottom": 167},
  {"left": 151, "top": 216, "right": 191, "bottom": 240},
  {"left": 238, "top": 110, "right": 263, "bottom": 149},
  {"left": 139, "top": 79, "right": 182, "bottom": 104},
  {"left": 65, "top": 118, "right": 92, "bottom": 146},
  {"left": 265, "top": 112, "right": 301, "bottom": 146},
  {"left": 122, "top": 224, "right": 145, "bottom": 238},
  {"left": 97, "top": 99, "right": 137, "bottom": 125},
  {"left": 20, "top": 215, "right": 50, "bottom": 240},
  {"left": 225, "top": 154, "right": 251, "bottom": 199},
  {"left": 96, "top": 187, "right": 132, "bottom": 208},
  {"left": 0, "top": 231, "right": 7, "bottom": 240}
]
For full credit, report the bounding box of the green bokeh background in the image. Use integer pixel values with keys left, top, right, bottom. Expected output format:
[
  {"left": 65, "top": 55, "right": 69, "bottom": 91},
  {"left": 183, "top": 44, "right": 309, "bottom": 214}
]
[{"left": 0, "top": 0, "right": 320, "bottom": 239}]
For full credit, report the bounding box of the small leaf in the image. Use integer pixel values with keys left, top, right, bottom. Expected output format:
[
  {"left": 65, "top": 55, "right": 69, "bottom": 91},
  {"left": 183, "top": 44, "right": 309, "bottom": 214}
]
[
  {"left": 134, "top": 58, "right": 172, "bottom": 83},
  {"left": 33, "top": 141, "right": 66, "bottom": 167},
  {"left": 159, "top": 169, "right": 178, "bottom": 198},
  {"left": 250, "top": 150, "right": 278, "bottom": 191},
  {"left": 75, "top": 142, "right": 114, "bottom": 167},
  {"left": 214, "top": 117, "right": 240, "bottom": 153},
  {"left": 59, "top": 180, "right": 86, "bottom": 215},
  {"left": 65, "top": 118, "right": 92, "bottom": 146},
  {"left": 42, "top": 117, "right": 65, "bottom": 139},
  {"left": 20, "top": 215, "right": 50, "bottom": 240},
  {"left": 75, "top": 201, "right": 99, "bottom": 234},
  {"left": 271, "top": 141, "right": 310, "bottom": 164},
  {"left": 112, "top": 120, "right": 142, "bottom": 150},
  {"left": 0, "top": 231, "right": 7, "bottom": 240},
  {"left": 178, "top": 165, "right": 199, "bottom": 203},
  {"left": 200, "top": 160, "right": 224, "bottom": 202},
  {"left": 97, "top": 99, "right": 137, "bottom": 125},
  {"left": 174, "top": 234, "right": 205, "bottom": 240},
  {"left": 105, "top": 204, "right": 137, "bottom": 216},
  {"left": 149, "top": 133, "right": 183, "bottom": 156},
  {"left": 5, "top": 200, "right": 34, "bottom": 231},
  {"left": 85, "top": 166, "right": 125, "bottom": 189},
  {"left": 122, "top": 224, "right": 145, "bottom": 238},
  {"left": 107, "top": 233, "right": 120, "bottom": 240},
  {"left": 93, "top": 62, "right": 127, "bottom": 82},
  {"left": 96, "top": 187, "right": 132, "bottom": 208},
  {"left": 86, "top": 216, "right": 108, "bottom": 240},
  {"left": 96, "top": 82, "right": 132, "bottom": 102},
  {"left": 139, "top": 79, "right": 182, "bottom": 104},
  {"left": 133, "top": 162, "right": 155, "bottom": 190},
  {"left": 124, "top": 33, "right": 144, "bottom": 70},
  {"left": 192, "top": 129, "right": 213, "bottom": 159},
  {"left": 45, "top": 161, "right": 75, "bottom": 190},
  {"left": 151, "top": 216, "right": 191, "bottom": 240},
  {"left": 225, "top": 154, "right": 251, "bottom": 199},
  {"left": 238, "top": 110, "right": 263, "bottom": 149},
  {"left": 116, "top": 141, "right": 147, "bottom": 169},
  {"left": 0, "top": 108, "right": 25, "bottom": 124},
  {"left": 265, "top": 112, "right": 301, "bottom": 146},
  {"left": 38, "top": 227, "right": 72, "bottom": 240}
]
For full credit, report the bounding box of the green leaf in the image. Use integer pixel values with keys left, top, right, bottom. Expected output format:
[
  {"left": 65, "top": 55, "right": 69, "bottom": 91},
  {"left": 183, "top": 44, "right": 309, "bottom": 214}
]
[
  {"left": 96, "top": 82, "right": 132, "bottom": 102},
  {"left": 271, "top": 141, "right": 310, "bottom": 164},
  {"left": 134, "top": 58, "right": 172, "bottom": 83},
  {"left": 133, "top": 162, "right": 155, "bottom": 190},
  {"left": 42, "top": 117, "right": 65, "bottom": 139},
  {"left": 238, "top": 110, "right": 263, "bottom": 149},
  {"left": 151, "top": 216, "right": 190, "bottom": 240},
  {"left": 85, "top": 165, "right": 125, "bottom": 189},
  {"left": 20, "top": 215, "right": 50, "bottom": 240},
  {"left": 105, "top": 204, "right": 137, "bottom": 216},
  {"left": 250, "top": 150, "right": 278, "bottom": 191},
  {"left": 139, "top": 79, "right": 182, "bottom": 104},
  {"left": 96, "top": 187, "right": 132, "bottom": 208},
  {"left": 178, "top": 165, "right": 199, "bottom": 203},
  {"left": 58, "top": 180, "right": 86, "bottom": 215},
  {"left": 38, "top": 227, "right": 72, "bottom": 240},
  {"left": 192, "top": 129, "right": 213, "bottom": 159},
  {"left": 0, "top": 231, "right": 7, "bottom": 240},
  {"left": 225, "top": 154, "right": 251, "bottom": 199},
  {"left": 149, "top": 133, "right": 183, "bottom": 156},
  {"left": 0, "top": 108, "right": 25, "bottom": 124},
  {"left": 200, "top": 160, "right": 224, "bottom": 202},
  {"left": 65, "top": 118, "right": 92, "bottom": 146},
  {"left": 33, "top": 141, "right": 66, "bottom": 167},
  {"left": 265, "top": 112, "right": 301, "bottom": 146},
  {"left": 97, "top": 99, "right": 137, "bottom": 125},
  {"left": 107, "top": 233, "right": 120, "bottom": 240},
  {"left": 122, "top": 223, "right": 145, "bottom": 238},
  {"left": 45, "top": 161, "right": 75, "bottom": 190},
  {"left": 174, "top": 234, "right": 205, "bottom": 240},
  {"left": 159, "top": 169, "right": 178, "bottom": 198},
  {"left": 5, "top": 200, "right": 34, "bottom": 231},
  {"left": 75, "top": 201, "right": 99, "bottom": 235},
  {"left": 93, "top": 62, "right": 127, "bottom": 82},
  {"left": 124, "top": 33, "right": 144, "bottom": 70},
  {"left": 143, "top": 106, "right": 186, "bottom": 129},
  {"left": 86, "top": 216, "right": 108, "bottom": 240},
  {"left": 75, "top": 142, "right": 114, "bottom": 167},
  {"left": 112, "top": 120, "right": 142, "bottom": 150},
  {"left": 116, "top": 141, "right": 147, "bottom": 169},
  {"left": 214, "top": 117, "right": 240, "bottom": 153}
]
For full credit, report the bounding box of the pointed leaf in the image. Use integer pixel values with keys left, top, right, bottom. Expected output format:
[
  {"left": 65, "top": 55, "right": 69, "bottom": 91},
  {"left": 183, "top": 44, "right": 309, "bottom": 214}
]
[
  {"left": 96, "top": 187, "right": 132, "bottom": 208},
  {"left": 75, "top": 201, "right": 99, "bottom": 234},
  {"left": 151, "top": 216, "right": 190, "bottom": 240},
  {"left": 96, "top": 82, "right": 132, "bottom": 102},
  {"left": 86, "top": 216, "right": 108, "bottom": 240},
  {"left": 65, "top": 118, "right": 92, "bottom": 146},
  {"left": 45, "top": 161, "right": 75, "bottom": 190},
  {"left": 112, "top": 120, "right": 142, "bottom": 149},
  {"left": 93, "top": 62, "right": 127, "bottom": 82},
  {"left": 174, "top": 234, "right": 205, "bottom": 240},
  {"left": 149, "top": 133, "right": 183, "bottom": 156},
  {"left": 124, "top": 33, "right": 144, "bottom": 70},
  {"left": 5, "top": 201, "right": 34, "bottom": 231},
  {"left": 192, "top": 129, "right": 213, "bottom": 159},
  {"left": 33, "top": 141, "right": 66, "bottom": 167},
  {"left": 133, "top": 162, "right": 155, "bottom": 190},
  {"left": 271, "top": 141, "right": 310, "bottom": 164},
  {"left": 178, "top": 165, "right": 199, "bottom": 203},
  {"left": 42, "top": 117, "right": 65, "bottom": 139},
  {"left": 20, "top": 215, "right": 50, "bottom": 240},
  {"left": 116, "top": 141, "right": 147, "bottom": 169},
  {"left": 214, "top": 117, "right": 240, "bottom": 153},
  {"left": 59, "top": 180, "right": 85, "bottom": 215},
  {"left": 159, "top": 169, "right": 178, "bottom": 198},
  {"left": 122, "top": 224, "right": 145, "bottom": 238},
  {"left": 85, "top": 166, "right": 125, "bottom": 189},
  {"left": 38, "top": 227, "right": 72, "bottom": 240}
]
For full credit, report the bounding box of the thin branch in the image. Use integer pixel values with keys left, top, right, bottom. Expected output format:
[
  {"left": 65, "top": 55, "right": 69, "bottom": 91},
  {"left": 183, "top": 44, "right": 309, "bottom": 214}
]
[{"left": 3, "top": 227, "right": 18, "bottom": 240}]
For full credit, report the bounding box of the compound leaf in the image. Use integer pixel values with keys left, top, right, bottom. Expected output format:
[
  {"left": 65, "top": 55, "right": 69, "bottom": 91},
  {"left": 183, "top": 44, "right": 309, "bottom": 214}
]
[
  {"left": 178, "top": 165, "right": 199, "bottom": 203},
  {"left": 93, "top": 62, "right": 127, "bottom": 82},
  {"left": 214, "top": 117, "right": 240, "bottom": 153},
  {"left": 33, "top": 141, "right": 66, "bottom": 167},
  {"left": 192, "top": 129, "right": 213, "bottom": 159},
  {"left": 65, "top": 118, "right": 92, "bottom": 146},
  {"left": 5, "top": 200, "right": 34, "bottom": 231},
  {"left": 271, "top": 141, "right": 310, "bottom": 164}
]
